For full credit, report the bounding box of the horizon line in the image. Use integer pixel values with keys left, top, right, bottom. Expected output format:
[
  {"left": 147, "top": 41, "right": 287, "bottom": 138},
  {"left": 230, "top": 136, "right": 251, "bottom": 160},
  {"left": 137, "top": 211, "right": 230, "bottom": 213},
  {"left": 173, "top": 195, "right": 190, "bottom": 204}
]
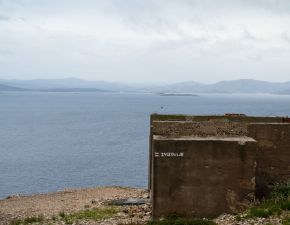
[{"left": 1, "top": 77, "right": 290, "bottom": 86}]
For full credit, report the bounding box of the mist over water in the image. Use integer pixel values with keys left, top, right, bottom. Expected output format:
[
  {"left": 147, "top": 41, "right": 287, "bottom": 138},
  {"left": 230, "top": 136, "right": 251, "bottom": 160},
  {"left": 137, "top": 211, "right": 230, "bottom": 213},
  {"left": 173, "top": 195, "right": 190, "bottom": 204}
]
[{"left": 0, "top": 92, "right": 290, "bottom": 199}]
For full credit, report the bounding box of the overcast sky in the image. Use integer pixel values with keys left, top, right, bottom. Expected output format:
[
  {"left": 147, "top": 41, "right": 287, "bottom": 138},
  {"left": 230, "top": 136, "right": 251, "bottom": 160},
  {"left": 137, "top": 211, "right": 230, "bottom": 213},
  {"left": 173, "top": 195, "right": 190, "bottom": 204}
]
[{"left": 0, "top": 0, "right": 290, "bottom": 83}]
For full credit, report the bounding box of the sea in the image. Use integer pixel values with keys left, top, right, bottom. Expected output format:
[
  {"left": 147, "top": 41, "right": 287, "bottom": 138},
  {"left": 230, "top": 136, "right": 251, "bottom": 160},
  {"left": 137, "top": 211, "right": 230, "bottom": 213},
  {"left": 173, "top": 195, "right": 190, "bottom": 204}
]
[{"left": 1, "top": 92, "right": 290, "bottom": 199}]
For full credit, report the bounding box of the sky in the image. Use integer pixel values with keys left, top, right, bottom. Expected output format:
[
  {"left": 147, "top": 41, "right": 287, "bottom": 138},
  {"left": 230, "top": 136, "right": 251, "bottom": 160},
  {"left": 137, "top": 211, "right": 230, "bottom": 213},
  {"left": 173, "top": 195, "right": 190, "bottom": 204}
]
[{"left": 0, "top": 0, "right": 290, "bottom": 84}]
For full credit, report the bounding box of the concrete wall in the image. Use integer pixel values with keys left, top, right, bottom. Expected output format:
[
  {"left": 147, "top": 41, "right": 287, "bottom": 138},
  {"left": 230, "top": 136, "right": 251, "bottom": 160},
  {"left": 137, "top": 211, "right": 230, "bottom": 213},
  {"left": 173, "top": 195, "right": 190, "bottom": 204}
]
[
  {"left": 149, "top": 114, "right": 290, "bottom": 219},
  {"left": 152, "top": 136, "right": 257, "bottom": 219},
  {"left": 248, "top": 123, "right": 290, "bottom": 198},
  {"left": 149, "top": 114, "right": 290, "bottom": 196},
  {"left": 149, "top": 114, "right": 283, "bottom": 190}
]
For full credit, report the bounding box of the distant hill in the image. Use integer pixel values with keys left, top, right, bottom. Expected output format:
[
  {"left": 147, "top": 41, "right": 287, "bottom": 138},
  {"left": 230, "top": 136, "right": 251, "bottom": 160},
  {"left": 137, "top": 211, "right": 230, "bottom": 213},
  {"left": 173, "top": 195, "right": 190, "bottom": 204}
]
[
  {"left": 210, "top": 79, "right": 290, "bottom": 93},
  {"left": 275, "top": 89, "right": 290, "bottom": 95},
  {"left": 0, "top": 84, "right": 28, "bottom": 91},
  {"left": 0, "top": 83, "right": 111, "bottom": 93},
  {"left": 37, "top": 88, "right": 110, "bottom": 93},
  {"left": 1, "top": 78, "right": 290, "bottom": 94},
  {"left": 0, "top": 78, "right": 138, "bottom": 92},
  {"left": 0, "top": 84, "right": 110, "bottom": 92},
  {"left": 160, "top": 79, "right": 290, "bottom": 94}
]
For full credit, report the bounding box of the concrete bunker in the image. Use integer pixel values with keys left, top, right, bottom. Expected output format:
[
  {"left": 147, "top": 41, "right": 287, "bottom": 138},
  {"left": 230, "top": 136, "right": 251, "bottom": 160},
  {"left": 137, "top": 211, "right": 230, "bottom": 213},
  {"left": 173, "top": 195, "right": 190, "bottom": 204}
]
[{"left": 149, "top": 114, "right": 290, "bottom": 219}]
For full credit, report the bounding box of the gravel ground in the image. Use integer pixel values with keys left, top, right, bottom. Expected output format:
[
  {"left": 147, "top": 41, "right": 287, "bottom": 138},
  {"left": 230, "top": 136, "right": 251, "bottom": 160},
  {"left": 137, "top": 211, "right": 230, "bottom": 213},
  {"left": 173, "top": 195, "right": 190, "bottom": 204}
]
[
  {"left": 0, "top": 186, "right": 151, "bottom": 225},
  {"left": 214, "top": 213, "right": 290, "bottom": 225},
  {"left": 1, "top": 187, "right": 289, "bottom": 225}
]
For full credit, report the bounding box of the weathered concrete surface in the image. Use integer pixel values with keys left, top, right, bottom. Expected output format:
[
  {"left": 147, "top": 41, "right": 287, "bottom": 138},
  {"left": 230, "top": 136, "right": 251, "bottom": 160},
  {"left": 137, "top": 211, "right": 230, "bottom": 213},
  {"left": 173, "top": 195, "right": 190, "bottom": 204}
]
[
  {"left": 149, "top": 113, "right": 290, "bottom": 207},
  {"left": 152, "top": 121, "right": 248, "bottom": 137},
  {"left": 149, "top": 114, "right": 286, "bottom": 191},
  {"left": 149, "top": 120, "right": 248, "bottom": 190},
  {"left": 151, "top": 114, "right": 284, "bottom": 123},
  {"left": 152, "top": 136, "right": 257, "bottom": 219},
  {"left": 248, "top": 123, "right": 290, "bottom": 198}
]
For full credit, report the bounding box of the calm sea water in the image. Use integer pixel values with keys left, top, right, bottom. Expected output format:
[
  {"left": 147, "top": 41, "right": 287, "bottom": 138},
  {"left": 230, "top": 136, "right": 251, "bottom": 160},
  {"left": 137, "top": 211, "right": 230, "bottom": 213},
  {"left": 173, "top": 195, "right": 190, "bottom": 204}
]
[{"left": 1, "top": 92, "right": 290, "bottom": 199}]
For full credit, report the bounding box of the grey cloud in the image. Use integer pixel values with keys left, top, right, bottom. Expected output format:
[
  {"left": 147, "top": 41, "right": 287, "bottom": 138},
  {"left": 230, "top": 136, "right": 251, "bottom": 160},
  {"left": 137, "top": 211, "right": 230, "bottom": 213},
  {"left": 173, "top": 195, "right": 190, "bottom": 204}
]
[
  {"left": 101, "top": 0, "right": 287, "bottom": 39},
  {"left": 0, "top": 15, "right": 27, "bottom": 22},
  {"left": 106, "top": 1, "right": 174, "bottom": 31},
  {"left": 0, "top": 49, "right": 13, "bottom": 55},
  {"left": 0, "top": 0, "right": 290, "bottom": 83},
  {"left": 239, "top": 26, "right": 259, "bottom": 42},
  {"left": 108, "top": 0, "right": 290, "bottom": 14},
  {"left": 243, "top": 0, "right": 290, "bottom": 13},
  {"left": 281, "top": 32, "right": 290, "bottom": 42},
  {"left": 182, "top": 0, "right": 290, "bottom": 13},
  {"left": 0, "top": 15, "right": 10, "bottom": 20},
  {"left": 0, "top": 0, "right": 24, "bottom": 5}
]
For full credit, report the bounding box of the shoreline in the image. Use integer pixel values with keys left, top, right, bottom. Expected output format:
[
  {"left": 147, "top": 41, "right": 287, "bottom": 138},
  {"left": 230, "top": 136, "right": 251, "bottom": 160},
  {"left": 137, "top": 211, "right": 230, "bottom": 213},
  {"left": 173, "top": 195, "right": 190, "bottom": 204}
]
[
  {"left": 0, "top": 185, "right": 145, "bottom": 201},
  {"left": 1, "top": 186, "right": 289, "bottom": 225},
  {"left": 0, "top": 186, "right": 150, "bottom": 225}
]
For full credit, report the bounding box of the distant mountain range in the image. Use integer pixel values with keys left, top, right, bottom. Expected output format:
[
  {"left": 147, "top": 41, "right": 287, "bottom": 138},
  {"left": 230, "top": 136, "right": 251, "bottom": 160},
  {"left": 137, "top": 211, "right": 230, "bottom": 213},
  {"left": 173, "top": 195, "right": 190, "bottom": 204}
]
[
  {"left": 1, "top": 78, "right": 290, "bottom": 94},
  {"left": 0, "top": 78, "right": 134, "bottom": 92},
  {"left": 275, "top": 89, "right": 290, "bottom": 95},
  {"left": 0, "top": 83, "right": 109, "bottom": 93},
  {"left": 0, "top": 84, "right": 28, "bottom": 92}
]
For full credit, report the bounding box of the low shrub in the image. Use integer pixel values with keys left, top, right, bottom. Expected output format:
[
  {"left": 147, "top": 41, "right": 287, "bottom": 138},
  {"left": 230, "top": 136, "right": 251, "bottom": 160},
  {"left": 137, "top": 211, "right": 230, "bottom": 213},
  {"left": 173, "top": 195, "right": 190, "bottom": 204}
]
[
  {"left": 118, "top": 218, "right": 216, "bottom": 225},
  {"left": 10, "top": 215, "right": 44, "bottom": 225},
  {"left": 147, "top": 217, "right": 216, "bottom": 225},
  {"left": 282, "top": 216, "right": 290, "bottom": 225},
  {"left": 243, "top": 182, "right": 290, "bottom": 219},
  {"left": 61, "top": 207, "right": 117, "bottom": 224}
]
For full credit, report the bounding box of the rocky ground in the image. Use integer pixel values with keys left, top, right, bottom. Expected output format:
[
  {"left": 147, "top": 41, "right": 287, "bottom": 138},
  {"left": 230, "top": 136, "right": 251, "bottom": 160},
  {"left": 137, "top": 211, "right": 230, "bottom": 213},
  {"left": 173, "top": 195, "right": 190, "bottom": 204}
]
[
  {"left": 0, "top": 187, "right": 151, "bottom": 225},
  {"left": 0, "top": 187, "right": 289, "bottom": 225},
  {"left": 214, "top": 212, "right": 290, "bottom": 225}
]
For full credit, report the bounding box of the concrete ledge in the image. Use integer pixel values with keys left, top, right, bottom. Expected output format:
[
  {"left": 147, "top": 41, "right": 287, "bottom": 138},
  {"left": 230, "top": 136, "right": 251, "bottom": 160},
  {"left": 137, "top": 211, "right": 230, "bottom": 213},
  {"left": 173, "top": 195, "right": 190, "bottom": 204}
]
[{"left": 151, "top": 114, "right": 284, "bottom": 123}]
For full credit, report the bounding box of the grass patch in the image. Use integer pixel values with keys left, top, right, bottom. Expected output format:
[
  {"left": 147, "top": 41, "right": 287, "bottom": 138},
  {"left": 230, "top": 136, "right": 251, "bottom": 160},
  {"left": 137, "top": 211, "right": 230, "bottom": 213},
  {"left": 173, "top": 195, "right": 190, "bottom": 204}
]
[
  {"left": 58, "top": 211, "right": 65, "bottom": 218},
  {"left": 282, "top": 216, "right": 290, "bottom": 225},
  {"left": 10, "top": 216, "right": 44, "bottom": 225},
  {"left": 61, "top": 207, "right": 117, "bottom": 224},
  {"left": 10, "top": 220, "right": 22, "bottom": 225},
  {"left": 241, "top": 182, "right": 290, "bottom": 219}
]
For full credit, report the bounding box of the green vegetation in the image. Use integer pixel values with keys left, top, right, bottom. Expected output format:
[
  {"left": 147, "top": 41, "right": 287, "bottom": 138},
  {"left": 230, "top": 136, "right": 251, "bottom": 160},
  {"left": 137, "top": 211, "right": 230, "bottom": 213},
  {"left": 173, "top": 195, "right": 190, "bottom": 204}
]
[
  {"left": 238, "top": 182, "right": 290, "bottom": 219},
  {"left": 60, "top": 207, "right": 117, "bottom": 224},
  {"left": 147, "top": 218, "right": 216, "bottom": 225},
  {"left": 58, "top": 211, "right": 65, "bottom": 218},
  {"left": 118, "top": 217, "right": 216, "bottom": 225},
  {"left": 9, "top": 208, "right": 117, "bottom": 225},
  {"left": 9, "top": 183, "right": 290, "bottom": 225},
  {"left": 282, "top": 216, "right": 290, "bottom": 225},
  {"left": 10, "top": 216, "right": 44, "bottom": 225}
]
